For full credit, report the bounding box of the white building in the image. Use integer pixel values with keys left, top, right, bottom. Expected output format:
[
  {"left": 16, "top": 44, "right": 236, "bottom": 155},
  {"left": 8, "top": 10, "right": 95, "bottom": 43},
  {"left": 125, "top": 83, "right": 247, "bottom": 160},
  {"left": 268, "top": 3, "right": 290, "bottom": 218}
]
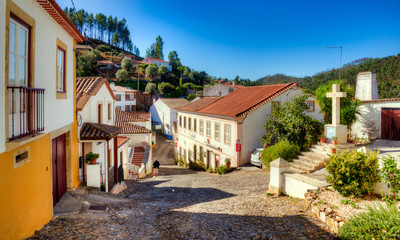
[
  {"left": 204, "top": 83, "right": 244, "bottom": 97},
  {"left": 351, "top": 71, "right": 400, "bottom": 140},
  {"left": 176, "top": 83, "right": 323, "bottom": 168},
  {"left": 150, "top": 98, "right": 190, "bottom": 139},
  {"left": 143, "top": 57, "right": 172, "bottom": 71},
  {"left": 76, "top": 77, "right": 128, "bottom": 192},
  {"left": 110, "top": 82, "right": 137, "bottom": 112}
]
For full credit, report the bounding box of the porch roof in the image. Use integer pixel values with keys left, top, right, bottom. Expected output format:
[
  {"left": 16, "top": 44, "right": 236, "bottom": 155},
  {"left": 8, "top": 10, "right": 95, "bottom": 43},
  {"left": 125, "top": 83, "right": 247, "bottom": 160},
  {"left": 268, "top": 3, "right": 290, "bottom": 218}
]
[{"left": 80, "top": 123, "right": 121, "bottom": 141}]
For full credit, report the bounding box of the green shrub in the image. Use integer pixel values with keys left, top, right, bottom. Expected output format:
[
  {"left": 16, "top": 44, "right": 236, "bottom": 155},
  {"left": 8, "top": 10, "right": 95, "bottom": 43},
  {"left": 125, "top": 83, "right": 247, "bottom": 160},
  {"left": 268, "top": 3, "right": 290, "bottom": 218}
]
[
  {"left": 186, "top": 93, "right": 196, "bottom": 101},
  {"left": 338, "top": 203, "right": 400, "bottom": 239},
  {"left": 260, "top": 141, "right": 300, "bottom": 169},
  {"left": 325, "top": 150, "right": 380, "bottom": 197},
  {"left": 381, "top": 154, "right": 400, "bottom": 203},
  {"left": 177, "top": 158, "right": 184, "bottom": 166},
  {"left": 215, "top": 165, "right": 228, "bottom": 175},
  {"left": 189, "top": 160, "right": 205, "bottom": 171},
  {"left": 97, "top": 44, "right": 113, "bottom": 52}
]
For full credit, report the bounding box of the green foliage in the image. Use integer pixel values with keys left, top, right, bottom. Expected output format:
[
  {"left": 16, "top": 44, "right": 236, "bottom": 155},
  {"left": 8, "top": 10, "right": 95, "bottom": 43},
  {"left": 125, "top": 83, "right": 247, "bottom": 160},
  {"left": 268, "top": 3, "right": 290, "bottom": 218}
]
[
  {"left": 177, "top": 158, "right": 184, "bottom": 166},
  {"left": 158, "top": 82, "right": 175, "bottom": 95},
  {"left": 77, "top": 50, "right": 100, "bottom": 77},
  {"left": 115, "top": 69, "right": 129, "bottom": 82},
  {"left": 261, "top": 94, "right": 323, "bottom": 149},
  {"left": 381, "top": 155, "right": 400, "bottom": 203},
  {"left": 168, "top": 50, "right": 182, "bottom": 70},
  {"left": 338, "top": 203, "right": 400, "bottom": 239},
  {"left": 146, "top": 65, "right": 158, "bottom": 80},
  {"left": 84, "top": 152, "right": 100, "bottom": 164},
  {"left": 260, "top": 141, "right": 300, "bottom": 169},
  {"left": 325, "top": 150, "right": 380, "bottom": 197},
  {"left": 111, "top": 31, "right": 119, "bottom": 46},
  {"left": 158, "top": 65, "right": 169, "bottom": 79},
  {"left": 145, "top": 83, "right": 157, "bottom": 94},
  {"left": 215, "top": 165, "right": 228, "bottom": 175},
  {"left": 146, "top": 35, "right": 164, "bottom": 59},
  {"left": 315, "top": 80, "right": 361, "bottom": 127},
  {"left": 186, "top": 93, "right": 196, "bottom": 101},
  {"left": 189, "top": 160, "right": 205, "bottom": 171},
  {"left": 97, "top": 44, "right": 114, "bottom": 52},
  {"left": 121, "top": 58, "right": 133, "bottom": 71}
]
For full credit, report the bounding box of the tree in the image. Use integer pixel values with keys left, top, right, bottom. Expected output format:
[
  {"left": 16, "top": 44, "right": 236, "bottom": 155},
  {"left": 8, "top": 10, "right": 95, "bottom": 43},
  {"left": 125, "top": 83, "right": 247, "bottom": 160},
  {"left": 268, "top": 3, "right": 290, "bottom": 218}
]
[
  {"left": 183, "top": 66, "right": 191, "bottom": 77},
  {"left": 95, "top": 13, "right": 107, "bottom": 41},
  {"left": 168, "top": 50, "right": 182, "bottom": 69},
  {"left": 75, "top": 9, "right": 88, "bottom": 33},
  {"left": 186, "top": 93, "right": 196, "bottom": 101},
  {"left": 146, "top": 35, "right": 164, "bottom": 59},
  {"left": 121, "top": 58, "right": 133, "bottom": 71},
  {"left": 111, "top": 31, "right": 119, "bottom": 46},
  {"left": 77, "top": 50, "right": 99, "bottom": 77},
  {"left": 133, "top": 45, "right": 140, "bottom": 57},
  {"left": 146, "top": 65, "right": 158, "bottom": 79},
  {"left": 158, "top": 82, "right": 175, "bottom": 95},
  {"left": 116, "top": 69, "right": 129, "bottom": 81},
  {"left": 87, "top": 13, "right": 94, "bottom": 38},
  {"left": 107, "top": 15, "right": 117, "bottom": 44},
  {"left": 158, "top": 65, "right": 169, "bottom": 79},
  {"left": 145, "top": 82, "right": 157, "bottom": 94}
]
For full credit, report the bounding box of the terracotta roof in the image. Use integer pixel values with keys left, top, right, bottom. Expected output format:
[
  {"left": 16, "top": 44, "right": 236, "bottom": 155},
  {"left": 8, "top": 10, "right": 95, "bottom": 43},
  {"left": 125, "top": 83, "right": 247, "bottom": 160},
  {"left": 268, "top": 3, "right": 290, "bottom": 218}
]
[
  {"left": 80, "top": 123, "right": 121, "bottom": 140},
  {"left": 145, "top": 57, "right": 169, "bottom": 63},
  {"left": 76, "top": 77, "right": 115, "bottom": 111},
  {"left": 158, "top": 98, "right": 190, "bottom": 109},
  {"left": 116, "top": 122, "right": 152, "bottom": 134},
  {"left": 115, "top": 109, "right": 149, "bottom": 122},
  {"left": 116, "top": 136, "right": 130, "bottom": 148},
  {"left": 37, "top": 0, "right": 85, "bottom": 42},
  {"left": 98, "top": 60, "right": 113, "bottom": 64},
  {"left": 132, "top": 60, "right": 149, "bottom": 65},
  {"left": 362, "top": 98, "right": 400, "bottom": 103},
  {"left": 114, "top": 86, "right": 137, "bottom": 92},
  {"left": 176, "top": 97, "right": 222, "bottom": 112},
  {"left": 197, "top": 83, "right": 299, "bottom": 117}
]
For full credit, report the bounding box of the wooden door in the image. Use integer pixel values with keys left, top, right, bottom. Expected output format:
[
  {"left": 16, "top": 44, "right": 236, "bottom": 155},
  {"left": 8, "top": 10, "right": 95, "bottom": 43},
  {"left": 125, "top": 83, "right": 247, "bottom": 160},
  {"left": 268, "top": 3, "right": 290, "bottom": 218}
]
[
  {"left": 206, "top": 150, "right": 211, "bottom": 168},
  {"left": 381, "top": 108, "right": 400, "bottom": 140},
  {"left": 52, "top": 134, "right": 67, "bottom": 206}
]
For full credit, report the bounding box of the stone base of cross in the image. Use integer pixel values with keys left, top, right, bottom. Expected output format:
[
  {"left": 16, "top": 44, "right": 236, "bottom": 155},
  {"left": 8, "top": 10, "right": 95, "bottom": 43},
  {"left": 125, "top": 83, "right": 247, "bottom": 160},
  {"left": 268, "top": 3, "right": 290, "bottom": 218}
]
[{"left": 324, "top": 84, "right": 347, "bottom": 143}]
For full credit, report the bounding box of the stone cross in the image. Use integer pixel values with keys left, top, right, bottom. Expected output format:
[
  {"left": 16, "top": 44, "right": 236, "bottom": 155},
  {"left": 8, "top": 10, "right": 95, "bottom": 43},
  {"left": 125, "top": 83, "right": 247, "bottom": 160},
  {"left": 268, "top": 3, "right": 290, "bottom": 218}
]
[{"left": 326, "top": 84, "right": 346, "bottom": 125}]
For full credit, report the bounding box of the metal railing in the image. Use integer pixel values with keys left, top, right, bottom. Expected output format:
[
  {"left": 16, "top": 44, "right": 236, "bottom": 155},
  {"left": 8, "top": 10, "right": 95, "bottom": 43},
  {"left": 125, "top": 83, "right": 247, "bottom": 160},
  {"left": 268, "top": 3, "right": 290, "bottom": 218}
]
[{"left": 7, "top": 86, "right": 45, "bottom": 141}]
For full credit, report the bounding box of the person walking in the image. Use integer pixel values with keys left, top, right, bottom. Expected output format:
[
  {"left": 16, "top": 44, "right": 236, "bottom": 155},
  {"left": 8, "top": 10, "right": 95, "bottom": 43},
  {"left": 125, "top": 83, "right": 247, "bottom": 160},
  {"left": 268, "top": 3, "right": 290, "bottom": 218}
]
[{"left": 153, "top": 158, "right": 160, "bottom": 177}]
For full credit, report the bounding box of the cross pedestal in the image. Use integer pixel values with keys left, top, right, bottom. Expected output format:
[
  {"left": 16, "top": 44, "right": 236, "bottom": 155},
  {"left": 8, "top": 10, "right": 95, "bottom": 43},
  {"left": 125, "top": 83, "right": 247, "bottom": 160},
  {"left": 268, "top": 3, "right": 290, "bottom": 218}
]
[{"left": 324, "top": 84, "right": 347, "bottom": 144}]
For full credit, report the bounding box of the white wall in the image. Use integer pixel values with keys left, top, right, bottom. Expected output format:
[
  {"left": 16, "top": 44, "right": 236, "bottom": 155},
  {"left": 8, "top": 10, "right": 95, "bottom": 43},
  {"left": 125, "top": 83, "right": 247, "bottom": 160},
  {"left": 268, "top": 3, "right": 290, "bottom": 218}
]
[
  {"left": 351, "top": 101, "right": 400, "bottom": 140},
  {"left": 204, "top": 84, "right": 232, "bottom": 97},
  {"left": 150, "top": 100, "right": 174, "bottom": 135},
  {"left": 0, "top": 0, "right": 6, "bottom": 153},
  {"left": 114, "top": 90, "right": 136, "bottom": 111},
  {"left": 118, "top": 141, "right": 130, "bottom": 167},
  {"left": 121, "top": 133, "right": 152, "bottom": 147}
]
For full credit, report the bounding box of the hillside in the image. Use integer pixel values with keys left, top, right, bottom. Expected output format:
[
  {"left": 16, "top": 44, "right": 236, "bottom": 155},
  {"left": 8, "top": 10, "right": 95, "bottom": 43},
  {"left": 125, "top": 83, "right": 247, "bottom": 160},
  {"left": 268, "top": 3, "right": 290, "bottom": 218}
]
[{"left": 255, "top": 54, "right": 400, "bottom": 98}]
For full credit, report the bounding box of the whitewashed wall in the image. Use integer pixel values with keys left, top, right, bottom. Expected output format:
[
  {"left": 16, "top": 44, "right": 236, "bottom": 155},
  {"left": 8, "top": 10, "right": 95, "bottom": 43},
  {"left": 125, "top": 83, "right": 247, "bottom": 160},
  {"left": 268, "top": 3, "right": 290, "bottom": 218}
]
[
  {"left": 120, "top": 133, "right": 152, "bottom": 147},
  {"left": 150, "top": 100, "right": 174, "bottom": 136},
  {"left": 204, "top": 84, "right": 232, "bottom": 97},
  {"left": 114, "top": 90, "right": 136, "bottom": 110},
  {"left": 0, "top": 0, "right": 6, "bottom": 153}
]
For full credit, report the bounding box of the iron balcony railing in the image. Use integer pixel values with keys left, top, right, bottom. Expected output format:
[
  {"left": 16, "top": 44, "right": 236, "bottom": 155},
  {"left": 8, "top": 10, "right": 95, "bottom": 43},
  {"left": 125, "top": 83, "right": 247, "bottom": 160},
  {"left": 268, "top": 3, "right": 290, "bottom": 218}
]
[{"left": 7, "top": 86, "right": 45, "bottom": 141}]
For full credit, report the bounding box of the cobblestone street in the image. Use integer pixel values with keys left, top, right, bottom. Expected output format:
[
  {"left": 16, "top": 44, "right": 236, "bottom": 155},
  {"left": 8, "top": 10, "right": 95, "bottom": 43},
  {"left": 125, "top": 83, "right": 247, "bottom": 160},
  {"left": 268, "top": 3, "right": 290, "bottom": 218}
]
[{"left": 30, "top": 164, "right": 336, "bottom": 239}]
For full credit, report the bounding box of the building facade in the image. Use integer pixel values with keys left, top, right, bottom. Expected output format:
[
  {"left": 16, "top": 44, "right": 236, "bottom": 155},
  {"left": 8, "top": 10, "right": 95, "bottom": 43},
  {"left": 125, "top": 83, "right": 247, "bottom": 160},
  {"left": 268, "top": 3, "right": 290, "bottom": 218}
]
[
  {"left": 0, "top": 0, "right": 84, "bottom": 238},
  {"left": 204, "top": 83, "right": 244, "bottom": 97},
  {"left": 110, "top": 82, "right": 137, "bottom": 112},
  {"left": 142, "top": 57, "right": 172, "bottom": 71},
  {"left": 176, "top": 84, "right": 323, "bottom": 169}
]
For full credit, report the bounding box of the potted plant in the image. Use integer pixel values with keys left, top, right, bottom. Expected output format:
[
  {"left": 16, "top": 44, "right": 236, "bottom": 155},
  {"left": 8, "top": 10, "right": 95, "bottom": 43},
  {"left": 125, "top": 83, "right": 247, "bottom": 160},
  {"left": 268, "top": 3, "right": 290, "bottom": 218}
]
[
  {"left": 320, "top": 134, "right": 327, "bottom": 143},
  {"left": 331, "top": 147, "right": 337, "bottom": 154},
  {"left": 85, "top": 152, "right": 100, "bottom": 164},
  {"left": 332, "top": 136, "right": 339, "bottom": 145},
  {"left": 152, "top": 141, "right": 156, "bottom": 148},
  {"left": 225, "top": 158, "right": 231, "bottom": 168}
]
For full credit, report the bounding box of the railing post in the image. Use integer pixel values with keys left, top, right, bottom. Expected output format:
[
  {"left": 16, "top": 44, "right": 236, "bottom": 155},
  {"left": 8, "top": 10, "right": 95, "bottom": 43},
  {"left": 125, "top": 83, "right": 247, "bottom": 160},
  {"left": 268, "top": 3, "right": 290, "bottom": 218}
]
[{"left": 11, "top": 87, "right": 15, "bottom": 139}]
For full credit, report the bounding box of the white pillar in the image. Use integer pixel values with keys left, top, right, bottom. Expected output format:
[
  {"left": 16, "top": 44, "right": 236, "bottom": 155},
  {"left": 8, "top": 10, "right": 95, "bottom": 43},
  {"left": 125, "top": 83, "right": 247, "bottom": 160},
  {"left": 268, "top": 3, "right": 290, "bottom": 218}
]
[{"left": 268, "top": 158, "right": 291, "bottom": 195}]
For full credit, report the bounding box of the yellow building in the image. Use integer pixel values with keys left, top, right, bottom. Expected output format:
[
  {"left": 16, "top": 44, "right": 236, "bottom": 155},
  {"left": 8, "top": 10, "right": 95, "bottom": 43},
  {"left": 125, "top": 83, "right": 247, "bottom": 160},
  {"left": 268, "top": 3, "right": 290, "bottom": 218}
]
[{"left": 0, "top": 0, "right": 84, "bottom": 239}]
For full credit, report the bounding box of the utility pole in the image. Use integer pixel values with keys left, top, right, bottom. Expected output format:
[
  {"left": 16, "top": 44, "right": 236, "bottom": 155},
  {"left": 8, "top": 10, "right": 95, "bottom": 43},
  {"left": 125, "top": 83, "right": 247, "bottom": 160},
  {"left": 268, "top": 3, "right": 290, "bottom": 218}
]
[{"left": 327, "top": 46, "right": 343, "bottom": 83}]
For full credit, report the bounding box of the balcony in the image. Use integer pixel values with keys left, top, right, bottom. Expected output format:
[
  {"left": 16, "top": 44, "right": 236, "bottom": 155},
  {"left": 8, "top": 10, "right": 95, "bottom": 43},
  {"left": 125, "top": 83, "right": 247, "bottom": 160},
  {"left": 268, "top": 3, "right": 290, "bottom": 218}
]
[{"left": 7, "top": 86, "right": 45, "bottom": 141}]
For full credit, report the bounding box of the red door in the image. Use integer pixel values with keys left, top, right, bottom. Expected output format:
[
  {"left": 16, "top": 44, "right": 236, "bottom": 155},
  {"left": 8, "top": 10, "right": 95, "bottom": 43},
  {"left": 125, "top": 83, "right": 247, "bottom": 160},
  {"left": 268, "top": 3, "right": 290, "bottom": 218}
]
[
  {"left": 52, "top": 134, "right": 67, "bottom": 206},
  {"left": 381, "top": 108, "right": 400, "bottom": 140}
]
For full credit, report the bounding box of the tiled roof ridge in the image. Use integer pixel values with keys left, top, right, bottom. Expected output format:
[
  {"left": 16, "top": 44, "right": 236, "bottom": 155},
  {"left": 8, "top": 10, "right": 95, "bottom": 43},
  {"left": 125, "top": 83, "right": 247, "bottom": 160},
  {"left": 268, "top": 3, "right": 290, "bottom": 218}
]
[
  {"left": 115, "top": 109, "right": 149, "bottom": 122},
  {"left": 235, "top": 83, "right": 299, "bottom": 117},
  {"left": 361, "top": 98, "right": 400, "bottom": 103},
  {"left": 85, "top": 122, "right": 121, "bottom": 138},
  {"left": 76, "top": 77, "right": 115, "bottom": 110}
]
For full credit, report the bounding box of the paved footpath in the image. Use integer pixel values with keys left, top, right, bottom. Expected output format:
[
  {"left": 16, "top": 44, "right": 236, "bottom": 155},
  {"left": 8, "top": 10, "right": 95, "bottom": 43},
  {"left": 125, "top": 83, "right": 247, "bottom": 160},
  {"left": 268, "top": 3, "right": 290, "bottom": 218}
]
[{"left": 29, "top": 165, "right": 336, "bottom": 239}]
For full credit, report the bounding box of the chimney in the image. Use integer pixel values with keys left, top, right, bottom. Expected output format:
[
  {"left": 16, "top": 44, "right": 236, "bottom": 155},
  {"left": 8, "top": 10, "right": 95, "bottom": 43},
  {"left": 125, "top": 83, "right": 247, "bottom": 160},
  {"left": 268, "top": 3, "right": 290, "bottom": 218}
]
[
  {"left": 110, "top": 82, "right": 115, "bottom": 91},
  {"left": 355, "top": 71, "right": 379, "bottom": 101},
  {"left": 232, "top": 82, "right": 235, "bottom": 87}
]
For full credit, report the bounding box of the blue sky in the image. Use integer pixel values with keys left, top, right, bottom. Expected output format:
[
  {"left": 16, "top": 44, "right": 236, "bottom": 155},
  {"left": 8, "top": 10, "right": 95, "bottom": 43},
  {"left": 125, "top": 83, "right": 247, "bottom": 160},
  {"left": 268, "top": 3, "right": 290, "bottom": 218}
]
[{"left": 57, "top": 0, "right": 400, "bottom": 80}]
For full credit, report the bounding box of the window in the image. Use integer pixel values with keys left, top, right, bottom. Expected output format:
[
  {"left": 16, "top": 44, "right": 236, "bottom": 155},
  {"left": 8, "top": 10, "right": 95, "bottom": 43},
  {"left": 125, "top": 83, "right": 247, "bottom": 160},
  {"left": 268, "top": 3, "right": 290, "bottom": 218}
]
[
  {"left": 199, "top": 120, "right": 204, "bottom": 135},
  {"left": 56, "top": 47, "right": 65, "bottom": 92},
  {"left": 98, "top": 104, "right": 102, "bottom": 123},
  {"left": 184, "top": 117, "right": 187, "bottom": 129},
  {"left": 215, "top": 123, "right": 220, "bottom": 141},
  {"left": 125, "top": 105, "right": 130, "bottom": 111},
  {"left": 184, "top": 149, "right": 187, "bottom": 161},
  {"left": 224, "top": 124, "right": 231, "bottom": 144},
  {"left": 179, "top": 116, "right": 182, "bottom": 127},
  {"left": 206, "top": 121, "right": 211, "bottom": 137},
  {"left": 307, "top": 101, "right": 315, "bottom": 112},
  {"left": 9, "top": 17, "right": 29, "bottom": 86},
  {"left": 188, "top": 117, "right": 191, "bottom": 130},
  {"left": 116, "top": 106, "right": 121, "bottom": 110},
  {"left": 193, "top": 118, "right": 197, "bottom": 132},
  {"left": 108, "top": 103, "right": 111, "bottom": 120},
  {"left": 189, "top": 150, "right": 193, "bottom": 161},
  {"left": 116, "top": 94, "right": 121, "bottom": 101}
]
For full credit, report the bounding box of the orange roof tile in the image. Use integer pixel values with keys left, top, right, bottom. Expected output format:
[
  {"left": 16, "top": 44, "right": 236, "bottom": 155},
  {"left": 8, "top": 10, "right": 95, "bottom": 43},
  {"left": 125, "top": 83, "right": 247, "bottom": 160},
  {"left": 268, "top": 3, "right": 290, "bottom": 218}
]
[
  {"left": 145, "top": 57, "right": 169, "bottom": 63},
  {"left": 197, "top": 83, "right": 298, "bottom": 117},
  {"left": 115, "top": 109, "right": 150, "bottom": 122},
  {"left": 116, "top": 136, "right": 130, "bottom": 148},
  {"left": 76, "top": 77, "right": 115, "bottom": 111},
  {"left": 113, "top": 86, "right": 137, "bottom": 92},
  {"left": 80, "top": 123, "right": 121, "bottom": 140},
  {"left": 37, "top": 0, "right": 85, "bottom": 42},
  {"left": 116, "top": 122, "right": 152, "bottom": 134},
  {"left": 176, "top": 97, "right": 222, "bottom": 112}
]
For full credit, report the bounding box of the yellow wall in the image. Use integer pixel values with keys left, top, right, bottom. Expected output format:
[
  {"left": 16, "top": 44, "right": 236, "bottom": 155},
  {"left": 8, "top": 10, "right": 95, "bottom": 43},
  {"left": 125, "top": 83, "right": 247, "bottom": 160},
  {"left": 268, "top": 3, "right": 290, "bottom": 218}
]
[
  {"left": 0, "top": 135, "right": 52, "bottom": 240},
  {"left": 71, "top": 40, "right": 80, "bottom": 189}
]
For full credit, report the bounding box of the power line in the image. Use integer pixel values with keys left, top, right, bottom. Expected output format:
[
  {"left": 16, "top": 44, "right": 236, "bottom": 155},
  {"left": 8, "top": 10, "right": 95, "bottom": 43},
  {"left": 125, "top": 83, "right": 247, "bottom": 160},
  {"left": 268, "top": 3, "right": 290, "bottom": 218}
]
[{"left": 70, "top": 0, "right": 76, "bottom": 11}]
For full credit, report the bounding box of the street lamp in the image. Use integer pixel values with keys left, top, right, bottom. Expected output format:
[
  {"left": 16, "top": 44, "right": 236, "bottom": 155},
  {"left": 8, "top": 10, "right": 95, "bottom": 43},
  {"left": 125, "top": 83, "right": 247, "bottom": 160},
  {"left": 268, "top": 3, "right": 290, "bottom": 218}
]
[{"left": 327, "top": 46, "right": 343, "bottom": 82}]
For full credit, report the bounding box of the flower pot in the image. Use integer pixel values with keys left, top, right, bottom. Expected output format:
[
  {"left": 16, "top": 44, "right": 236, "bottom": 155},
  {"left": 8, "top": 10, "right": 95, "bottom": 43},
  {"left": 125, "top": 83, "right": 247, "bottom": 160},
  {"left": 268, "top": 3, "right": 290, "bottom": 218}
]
[
  {"left": 226, "top": 162, "right": 231, "bottom": 168},
  {"left": 90, "top": 158, "right": 97, "bottom": 164},
  {"left": 332, "top": 139, "right": 339, "bottom": 145},
  {"left": 331, "top": 148, "right": 337, "bottom": 154},
  {"left": 152, "top": 144, "right": 156, "bottom": 148},
  {"left": 320, "top": 137, "right": 326, "bottom": 143}
]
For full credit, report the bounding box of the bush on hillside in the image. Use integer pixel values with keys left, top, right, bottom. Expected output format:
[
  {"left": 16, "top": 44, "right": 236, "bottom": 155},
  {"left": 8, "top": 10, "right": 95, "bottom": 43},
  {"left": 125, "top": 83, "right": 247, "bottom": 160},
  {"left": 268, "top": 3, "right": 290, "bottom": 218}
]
[
  {"left": 97, "top": 44, "right": 114, "bottom": 52},
  {"left": 145, "top": 83, "right": 157, "bottom": 94},
  {"left": 158, "top": 82, "right": 176, "bottom": 95},
  {"left": 121, "top": 58, "right": 133, "bottom": 71},
  {"left": 338, "top": 203, "right": 400, "bottom": 239},
  {"left": 325, "top": 150, "right": 380, "bottom": 197},
  {"left": 116, "top": 69, "right": 129, "bottom": 82},
  {"left": 215, "top": 165, "right": 228, "bottom": 175},
  {"left": 260, "top": 141, "right": 300, "bottom": 169}
]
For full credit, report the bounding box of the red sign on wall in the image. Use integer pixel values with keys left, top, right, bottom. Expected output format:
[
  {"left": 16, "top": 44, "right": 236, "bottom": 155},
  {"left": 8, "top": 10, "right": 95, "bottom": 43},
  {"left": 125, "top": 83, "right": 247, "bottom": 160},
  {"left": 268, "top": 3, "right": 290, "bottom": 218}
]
[{"left": 175, "top": 143, "right": 178, "bottom": 147}]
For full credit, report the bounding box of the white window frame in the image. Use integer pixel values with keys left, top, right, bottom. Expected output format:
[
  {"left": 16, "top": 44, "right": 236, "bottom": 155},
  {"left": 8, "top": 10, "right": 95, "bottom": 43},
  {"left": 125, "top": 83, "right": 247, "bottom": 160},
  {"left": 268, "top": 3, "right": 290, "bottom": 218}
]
[
  {"left": 56, "top": 47, "right": 65, "bottom": 92},
  {"left": 214, "top": 123, "right": 220, "bottom": 141},
  {"left": 9, "top": 18, "right": 28, "bottom": 86},
  {"left": 206, "top": 121, "right": 211, "bottom": 138},
  {"left": 199, "top": 119, "right": 204, "bottom": 135},
  {"left": 224, "top": 124, "right": 231, "bottom": 144}
]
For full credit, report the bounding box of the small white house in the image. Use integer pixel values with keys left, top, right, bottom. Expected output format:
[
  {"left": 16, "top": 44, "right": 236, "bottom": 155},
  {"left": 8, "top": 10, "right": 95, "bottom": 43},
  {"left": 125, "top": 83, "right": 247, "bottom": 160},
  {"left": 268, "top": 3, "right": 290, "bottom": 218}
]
[
  {"left": 110, "top": 82, "right": 137, "bottom": 111},
  {"left": 143, "top": 57, "right": 172, "bottom": 71},
  {"left": 351, "top": 71, "right": 400, "bottom": 140},
  {"left": 204, "top": 83, "right": 244, "bottom": 97},
  {"left": 150, "top": 98, "right": 190, "bottom": 139},
  {"left": 176, "top": 83, "right": 323, "bottom": 168}
]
